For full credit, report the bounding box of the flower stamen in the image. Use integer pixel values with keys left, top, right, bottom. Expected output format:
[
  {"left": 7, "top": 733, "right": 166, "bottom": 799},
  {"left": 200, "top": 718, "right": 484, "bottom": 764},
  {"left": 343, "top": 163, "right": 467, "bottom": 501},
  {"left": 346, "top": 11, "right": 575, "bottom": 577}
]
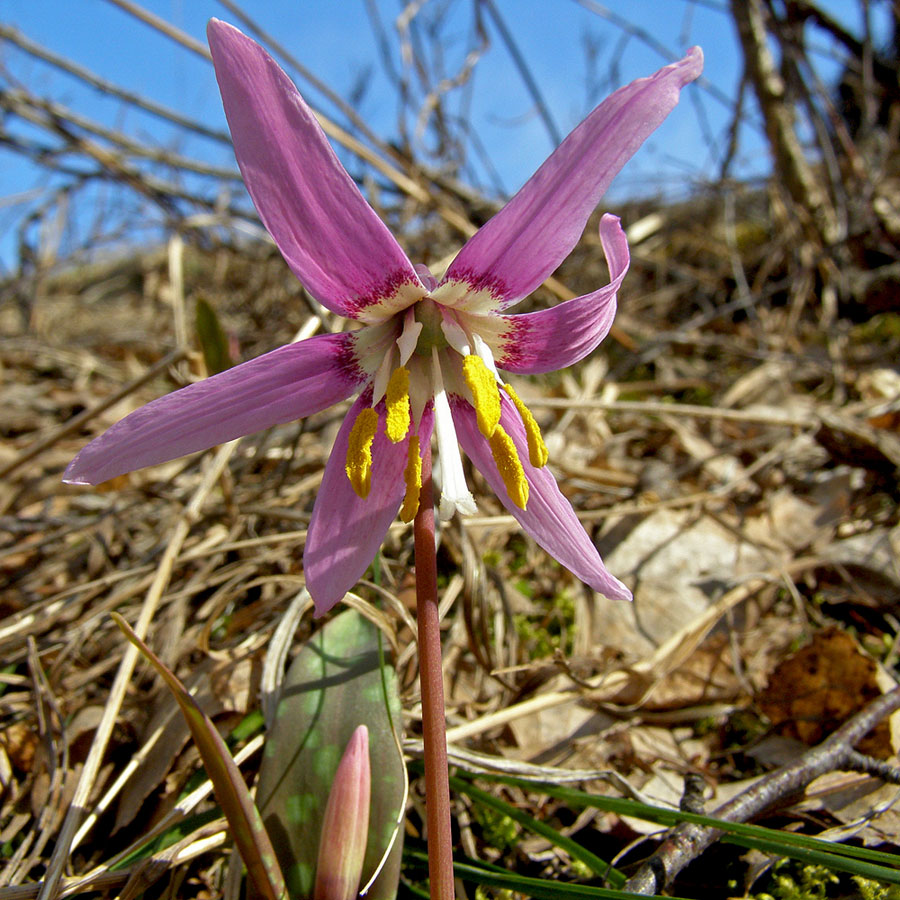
[
  {"left": 503, "top": 383, "right": 549, "bottom": 467},
  {"left": 463, "top": 354, "right": 501, "bottom": 439},
  {"left": 488, "top": 424, "right": 529, "bottom": 509},
  {"left": 385, "top": 366, "right": 411, "bottom": 443},
  {"left": 400, "top": 435, "right": 422, "bottom": 522},
  {"left": 345, "top": 407, "right": 379, "bottom": 498}
]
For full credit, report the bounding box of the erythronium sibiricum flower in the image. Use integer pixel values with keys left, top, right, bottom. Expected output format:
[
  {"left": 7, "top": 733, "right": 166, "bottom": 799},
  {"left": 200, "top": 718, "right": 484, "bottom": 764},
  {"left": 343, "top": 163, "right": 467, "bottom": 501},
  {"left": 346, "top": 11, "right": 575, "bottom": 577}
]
[{"left": 63, "top": 20, "right": 703, "bottom": 615}]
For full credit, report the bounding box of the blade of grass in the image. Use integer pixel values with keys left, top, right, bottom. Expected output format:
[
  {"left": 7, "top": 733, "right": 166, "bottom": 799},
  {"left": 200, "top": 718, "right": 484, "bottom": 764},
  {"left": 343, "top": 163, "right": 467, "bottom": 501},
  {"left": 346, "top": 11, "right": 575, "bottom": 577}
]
[
  {"left": 404, "top": 848, "right": 689, "bottom": 900},
  {"left": 718, "top": 834, "right": 900, "bottom": 885},
  {"left": 527, "top": 779, "right": 900, "bottom": 870},
  {"left": 112, "top": 613, "right": 287, "bottom": 900},
  {"left": 448, "top": 775, "right": 626, "bottom": 887},
  {"left": 454, "top": 772, "right": 900, "bottom": 881}
]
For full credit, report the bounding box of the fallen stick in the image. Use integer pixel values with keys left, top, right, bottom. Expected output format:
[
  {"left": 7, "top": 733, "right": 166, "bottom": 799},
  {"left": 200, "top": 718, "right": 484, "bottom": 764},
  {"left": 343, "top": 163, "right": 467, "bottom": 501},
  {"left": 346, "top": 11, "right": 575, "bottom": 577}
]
[{"left": 625, "top": 686, "right": 900, "bottom": 894}]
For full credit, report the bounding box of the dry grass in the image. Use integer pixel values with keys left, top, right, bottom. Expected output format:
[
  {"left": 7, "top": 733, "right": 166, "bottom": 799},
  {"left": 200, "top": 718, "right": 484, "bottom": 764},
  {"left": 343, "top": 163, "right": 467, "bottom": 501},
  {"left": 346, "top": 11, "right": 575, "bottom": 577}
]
[
  {"left": 2, "top": 1, "right": 900, "bottom": 895},
  {"left": 2, "top": 188, "right": 899, "bottom": 896}
]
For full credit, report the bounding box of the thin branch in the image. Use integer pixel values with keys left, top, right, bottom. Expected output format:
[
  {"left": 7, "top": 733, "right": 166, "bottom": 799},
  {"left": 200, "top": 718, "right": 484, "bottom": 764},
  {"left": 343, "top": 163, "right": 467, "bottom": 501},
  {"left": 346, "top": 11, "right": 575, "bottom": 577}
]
[
  {"left": 1, "top": 89, "right": 242, "bottom": 182},
  {"left": 482, "top": 0, "right": 562, "bottom": 146},
  {"left": 0, "top": 23, "right": 231, "bottom": 144},
  {"left": 624, "top": 687, "right": 900, "bottom": 893}
]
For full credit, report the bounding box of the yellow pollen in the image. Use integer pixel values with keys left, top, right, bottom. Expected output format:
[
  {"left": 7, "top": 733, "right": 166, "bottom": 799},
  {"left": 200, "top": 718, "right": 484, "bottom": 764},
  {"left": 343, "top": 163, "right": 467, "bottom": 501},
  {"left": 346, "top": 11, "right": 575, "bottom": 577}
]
[
  {"left": 400, "top": 435, "right": 422, "bottom": 523},
  {"left": 463, "top": 354, "right": 501, "bottom": 438},
  {"left": 385, "top": 366, "right": 411, "bottom": 443},
  {"left": 345, "top": 407, "right": 379, "bottom": 498},
  {"left": 503, "top": 384, "right": 549, "bottom": 467},
  {"left": 488, "top": 424, "right": 529, "bottom": 509}
]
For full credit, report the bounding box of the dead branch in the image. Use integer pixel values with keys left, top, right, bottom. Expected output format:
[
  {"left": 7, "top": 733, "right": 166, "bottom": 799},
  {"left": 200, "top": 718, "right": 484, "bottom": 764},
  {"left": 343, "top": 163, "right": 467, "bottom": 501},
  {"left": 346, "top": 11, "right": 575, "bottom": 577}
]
[
  {"left": 624, "top": 687, "right": 900, "bottom": 894},
  {"left": 730, "top": 0, "right": 838, "bottom": 245}
]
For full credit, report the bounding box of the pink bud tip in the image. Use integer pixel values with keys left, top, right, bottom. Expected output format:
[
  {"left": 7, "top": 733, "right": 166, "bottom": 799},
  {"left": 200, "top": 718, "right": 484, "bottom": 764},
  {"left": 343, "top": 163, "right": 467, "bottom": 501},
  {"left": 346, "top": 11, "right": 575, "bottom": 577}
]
[{"left": 314, "top": 725, "right": 371, "bottom": 900}]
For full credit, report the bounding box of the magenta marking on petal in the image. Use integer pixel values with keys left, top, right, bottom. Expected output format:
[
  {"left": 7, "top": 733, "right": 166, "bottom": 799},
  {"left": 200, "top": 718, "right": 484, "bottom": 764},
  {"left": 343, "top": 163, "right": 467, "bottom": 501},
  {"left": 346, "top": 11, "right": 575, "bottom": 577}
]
[
  {"left": 342, "top": 269, "right": 422, "bottom": 319},
  {"left": 490, "top": 214, "right": 630, "bottom": 375},
  {"left": 443, "top": 268, "right": 508, "bottom": 306},
  {"left": 333, "top": 333, "right": 367, "bottom": 383},
  {"left": 494, "top": 317, "right": 534, "bottom": 370}
]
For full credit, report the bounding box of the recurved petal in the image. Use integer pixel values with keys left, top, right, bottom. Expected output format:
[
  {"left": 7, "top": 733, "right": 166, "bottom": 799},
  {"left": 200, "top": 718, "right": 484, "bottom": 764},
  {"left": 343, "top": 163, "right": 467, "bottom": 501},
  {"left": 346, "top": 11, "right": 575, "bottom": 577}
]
[
  {"left": 63, "top": 332, "right": 364, "bottom": 485},
  {"left": 473, "top": 215, "right": 629, "bottom": 374},
  {"left": 433, "top": 48, "right": 702, "bottom": 313},
  {"left": 304, "top": 400, "right": 433, "bottom": 616},
  {"left": 207, "top": 20, "right": 425, "bottom": 322},
  {"left": 452, "top": 394, "right": 632, "bottom": 602}
]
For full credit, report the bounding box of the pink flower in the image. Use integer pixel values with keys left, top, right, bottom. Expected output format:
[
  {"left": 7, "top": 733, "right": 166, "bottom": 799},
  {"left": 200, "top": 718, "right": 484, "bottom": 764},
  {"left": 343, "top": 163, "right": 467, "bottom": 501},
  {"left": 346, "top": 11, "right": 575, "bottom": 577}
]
[{"left": 64, "top": 20, "right": 702, "bottom": 615}]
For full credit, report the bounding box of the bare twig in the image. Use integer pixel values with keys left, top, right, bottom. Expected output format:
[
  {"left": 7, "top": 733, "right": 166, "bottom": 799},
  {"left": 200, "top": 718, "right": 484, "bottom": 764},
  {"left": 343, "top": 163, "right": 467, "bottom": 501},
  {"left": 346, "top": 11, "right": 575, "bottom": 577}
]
[
  {"left": 624, "top": 687, "right": 900, "bottom": 894},
  {"left": 482, "top": 0, "right": 561, "bottom": 146},
  {"left": 730, "top": 0, "right": 837, "bottom": 244},
  {"left": 0, "top": 24, "right": 231, "bottom": 144}
]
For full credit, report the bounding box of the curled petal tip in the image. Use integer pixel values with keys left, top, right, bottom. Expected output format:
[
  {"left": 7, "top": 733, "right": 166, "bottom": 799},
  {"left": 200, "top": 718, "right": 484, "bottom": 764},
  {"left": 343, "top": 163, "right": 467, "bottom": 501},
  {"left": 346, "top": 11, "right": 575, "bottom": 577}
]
[{"left": 682, "top": 45, "right": 704, "bottom": 78}]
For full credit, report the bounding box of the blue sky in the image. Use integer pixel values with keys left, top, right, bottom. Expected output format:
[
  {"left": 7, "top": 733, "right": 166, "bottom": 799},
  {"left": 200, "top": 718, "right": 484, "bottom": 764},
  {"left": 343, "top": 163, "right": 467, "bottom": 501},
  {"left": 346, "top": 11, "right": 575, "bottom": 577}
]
[{"left": 0, "top": 1, "right": 881, "bottom": 268}]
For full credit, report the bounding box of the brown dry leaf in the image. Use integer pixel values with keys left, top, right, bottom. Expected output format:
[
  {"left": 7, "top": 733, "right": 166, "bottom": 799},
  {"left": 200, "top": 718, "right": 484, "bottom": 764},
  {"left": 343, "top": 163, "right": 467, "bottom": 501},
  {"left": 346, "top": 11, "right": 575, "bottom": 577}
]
[
  {"left": 816, "top": 410, "right": 900, "bottom": 471},
  {"left": 67, "top": 705, "right": 108, "bottom": 761},
  {"left": 208, "top": 652, "right": 259, "bottom": 713},
  {"left": 757, "top": 626, "right": 893, "bottom": 758},
  {"left": 640, "top": 632, "right": 743, "bottom": 710},
  {"left": 663, "top": 414, "right": 750, "bottom": 488},
  {"left": 743, "top": 487, "right": 837, "bottom": 554},
  {"left": 0, "top": 721, "right": 39, "bottom": 773},
  {"left": 820, "top": 525, "right": 900, "bottom": 605},
  {"left": 869, "top": 410, "right": 900, "bottom": 431},
  {"left": 506, "top": 692, "right": 616, "bottom": 766},
  {"left": 594, "top": 509, "right": 772, "bottom": 658}
]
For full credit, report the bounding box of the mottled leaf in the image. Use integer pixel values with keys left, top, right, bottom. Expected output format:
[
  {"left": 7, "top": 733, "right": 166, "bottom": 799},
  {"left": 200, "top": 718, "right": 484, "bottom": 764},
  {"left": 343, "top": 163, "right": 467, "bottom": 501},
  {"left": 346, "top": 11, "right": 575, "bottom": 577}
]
[
  {"left": 256, "top": 609, "right": 406, "bottom": 900},
  {"left": 111, "top": 613, "right": 287, "bottom": 900}
]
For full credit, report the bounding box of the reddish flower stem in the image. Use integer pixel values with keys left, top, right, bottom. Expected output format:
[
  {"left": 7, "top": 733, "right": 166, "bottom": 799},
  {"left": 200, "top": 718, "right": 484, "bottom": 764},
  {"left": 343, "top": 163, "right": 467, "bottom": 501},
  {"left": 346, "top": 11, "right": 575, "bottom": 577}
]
[{"left": 413, "top": 441, "right": 454, "bottom": 899}]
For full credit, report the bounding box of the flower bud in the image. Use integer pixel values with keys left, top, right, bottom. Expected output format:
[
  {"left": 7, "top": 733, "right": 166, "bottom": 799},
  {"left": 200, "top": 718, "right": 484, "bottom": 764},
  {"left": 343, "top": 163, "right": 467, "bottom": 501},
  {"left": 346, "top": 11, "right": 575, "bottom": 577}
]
[{"left": 314, "top": 725, "right": 371, "bottom": 900}]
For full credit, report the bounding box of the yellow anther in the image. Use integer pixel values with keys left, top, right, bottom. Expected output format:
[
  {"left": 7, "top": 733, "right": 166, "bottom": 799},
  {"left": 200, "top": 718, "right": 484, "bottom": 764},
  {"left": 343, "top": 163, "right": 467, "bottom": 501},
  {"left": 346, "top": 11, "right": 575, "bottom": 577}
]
[
  {"left": 463, "top": 354, "right": 501, "bottom": 438},
  {"left": 399, "top": 435, "right": 422, "bottom": 523},
  {"left": 503, "top": 383, "right": 549, "bottom": 467},
  {"left": 345, "top": 407, "right": 379, "bottom": 499},
  {"left": 385, "top": 366, "right": 411, "bottom": 443},
  {"left": 488, "top": 424, "right": 529, "bottom": 509}
]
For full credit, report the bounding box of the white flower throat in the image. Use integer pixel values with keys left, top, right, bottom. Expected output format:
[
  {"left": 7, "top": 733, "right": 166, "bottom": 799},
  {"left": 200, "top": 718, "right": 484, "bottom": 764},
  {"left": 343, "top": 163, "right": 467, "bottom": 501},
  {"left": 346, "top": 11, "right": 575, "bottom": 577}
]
[{"left": 345, "top": 293, "right": 548, "bottom": 522}]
